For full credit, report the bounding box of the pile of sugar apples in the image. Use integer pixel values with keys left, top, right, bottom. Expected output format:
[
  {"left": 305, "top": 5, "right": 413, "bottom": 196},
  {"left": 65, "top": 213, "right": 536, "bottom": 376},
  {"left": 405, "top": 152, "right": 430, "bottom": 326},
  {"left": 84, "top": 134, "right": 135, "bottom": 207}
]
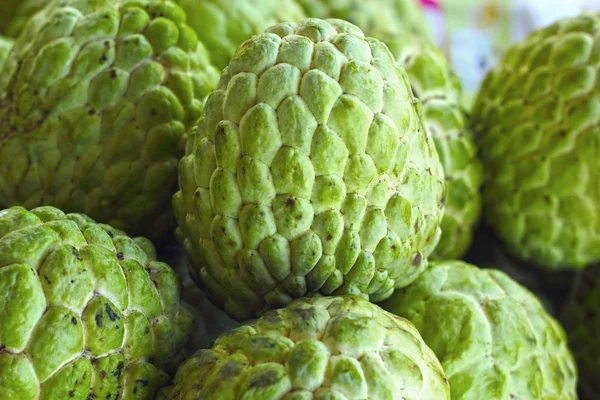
[{"left": 0, "top": 0, "right": 597, "bottom": 399}]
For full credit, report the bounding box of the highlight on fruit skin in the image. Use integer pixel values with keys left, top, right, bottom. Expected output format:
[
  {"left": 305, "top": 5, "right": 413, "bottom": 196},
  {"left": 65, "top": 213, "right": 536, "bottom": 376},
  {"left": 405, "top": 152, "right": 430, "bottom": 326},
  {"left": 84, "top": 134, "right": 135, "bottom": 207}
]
[
  {"left": 0, "top": 0, "right": 220, "bottom": 241},
  {"left": 471, "top": 13, "right": 600, "bottom": 271},
  {"left": 0, "top": 206, "right": 193, "bottom": 400},
  {"left": 173, "top": 18, "right": 446, "bottom": 321},
  {"left": 158, "top": 296, "right": 450, "bottom": 400},
  {"left": 381, "top": 260, "right": 578, "bottom": 400}
]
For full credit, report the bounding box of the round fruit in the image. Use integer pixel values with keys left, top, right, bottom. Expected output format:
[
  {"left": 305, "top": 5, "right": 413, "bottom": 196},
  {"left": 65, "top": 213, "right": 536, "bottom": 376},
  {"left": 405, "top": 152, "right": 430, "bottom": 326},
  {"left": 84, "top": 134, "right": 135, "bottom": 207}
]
[
  {"left": 381, "top": 260, "right": 577, "bottom": 400},
  {"left": 0, "top": 0, "right": 219, "bottom": 241},
  {"left": 472, "top": 14, "right": 600, "bottom": 270},
  {"left": 562, "top": 266, "right": 600, "bottom": 399},
  {"left": 176, "top": 0, "right": 306, "bottom": 69},
  {"left": 158, "top": 296, "right": 450, "bottom": 400},
  {"left": 173, "top": 18, "right": 446, "bottom": 320},
  {"left": 0, "top": 206, "right": 193, "bottom": 400}
]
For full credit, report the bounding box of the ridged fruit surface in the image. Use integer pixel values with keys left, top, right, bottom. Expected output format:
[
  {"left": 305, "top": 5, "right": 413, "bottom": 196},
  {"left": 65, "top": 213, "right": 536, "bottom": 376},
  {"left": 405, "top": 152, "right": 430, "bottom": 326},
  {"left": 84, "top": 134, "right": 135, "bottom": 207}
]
[
  {"left": 0, "top": 36, "right": 13, "bottom": 69},
  {"left": 394, "top": 37, "right": 483, "bottom": 259},
  {"left": 562, "top": 266, "right": 600, "bottom": 399},
  {"left": 472, "top": 14, "right": 600, "bottom": 270},
  {"left": 381, "top": 260, "right": 578, "bottom": 400},
  {"left": 173, "top": 18, "right": 446, "bottom": 321},
  {"left": 0, "top": 0, "right": 219, "bottom": 241},
  {"left": 176, "top": 0, "right": 306, "bottom": 69},
  {"left": 158, "top": 296, "right": 450, "bottom": 400},
  {"left": 0, "top": 206, "right": 193, "bottom": 400}
]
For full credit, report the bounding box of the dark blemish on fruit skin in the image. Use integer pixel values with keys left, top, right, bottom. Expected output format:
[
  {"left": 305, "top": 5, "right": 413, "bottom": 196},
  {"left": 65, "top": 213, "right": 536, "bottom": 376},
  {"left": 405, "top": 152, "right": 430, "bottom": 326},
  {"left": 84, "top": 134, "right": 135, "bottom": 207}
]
[
  {"left": 136, "top": 379, "right": 149, "bottom": 387},
  {"left": 295, "top": 214, "right": 302, "bottom": 221},
  {"left": 95, "top": 309, "right": 103, "bottom": 327},
  {"left": 88, "top": 109, "right": 96, "bottom": 115},
  {"left": 0, "top": 344, "right": 6, "bottom": 353},
  {"left": 326, "top": 234, "right": 332, "bottom": 241},
  {"left": 259, "top": 211, "right": 265, "bottom": 217},
  {"left": 286, "top": 197, "right": 294, "bottom": 208},
  {"left": 99, "top": 54, "right": 108, "bottom": 63},
  {"left": 106, "top": 303, "right": 120, "bottom": 321},
  {"left": 194, "top": 191, "right": 200, "bottom": 198},
  {"left": 69, "top": 390, "right": 74, "bottom": 397},
  {"left": 414, "top": 220, "right": 419, "bottom": 231},
  {"left": 114, "top": 362, "right": 124, "bottom": 377},
  {"left": 391, "top": 245, "right": 397, "bottom": 251},
  {"left": 116, "top": 252, "right": 124, "bottom": 260},
  {"left": 413, "top": 252, "right": 422, "bottom": 267},
  {"left": 44, "top": 275, "right": 51, "bottom": 284},
  {"left": 71, "top": 317, "right": 78, "bottom": 325},
  {"left": 100, "top": 370, "right": 107, "bottom": 378},
  {"left": 110, "top": 70, "right": 117, "bottom": 79},
  {"left": 72, "top": 246, "right": 82, "bottom": 260}
]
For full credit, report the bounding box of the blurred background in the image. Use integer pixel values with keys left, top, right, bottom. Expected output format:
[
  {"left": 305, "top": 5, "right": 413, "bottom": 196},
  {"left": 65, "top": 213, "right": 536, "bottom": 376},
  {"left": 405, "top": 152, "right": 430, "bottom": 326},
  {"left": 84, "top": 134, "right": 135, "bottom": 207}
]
[{"left": 421, "top": 0, "right": 600, "bottom": 106}]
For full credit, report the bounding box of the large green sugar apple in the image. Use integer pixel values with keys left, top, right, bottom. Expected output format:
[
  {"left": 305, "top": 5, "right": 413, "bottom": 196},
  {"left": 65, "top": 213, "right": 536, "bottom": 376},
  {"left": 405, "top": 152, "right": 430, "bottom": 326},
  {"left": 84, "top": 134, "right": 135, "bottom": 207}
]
[
  {"left": 158, "top": 296, "right": 450, "bottom": 400},
  {"left": 394, "top": 37, "right": 483, "bottom": 259},
  {"left": 0, "top": 36, "right": 13, "bottom": 69},
  {"left": 381, "top": 260, "right": 578, "bottom": 400},
  {"left": 562, "top": 266, "right": 600, "bottom": 399},
  {"left": 0, "top": 206, "right": 193, "bottom": 400},
  {"left": 0, "top": 0, "right": 219, "bottom": 241},
  {"left": 173, "top": 18, "right": 446, "bottom": 321},
  {"left": 175, "top": 0, "right": 306, "bottom": 69},
  {"left": 472, "top": 13, "right": 600, "bottom": 270},
  {"left": 296, "top": 0, "right": 433, "bottom": 47}
]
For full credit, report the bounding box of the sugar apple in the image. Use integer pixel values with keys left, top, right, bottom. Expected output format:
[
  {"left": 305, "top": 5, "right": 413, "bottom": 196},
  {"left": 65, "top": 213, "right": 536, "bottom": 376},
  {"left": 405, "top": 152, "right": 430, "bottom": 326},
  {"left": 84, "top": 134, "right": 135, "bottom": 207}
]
[
  {"left": 381, "top": 260, "right": 578, "bottom": 400},
  {"left": 394, "top": 37, "right": 483, "bottom": 259},
  {"left": 296, "top": 0, "right": 433, "bottom": 47},
  {"left": 562, "top": 265, "right": 600, "bottom": 399},
  {"left": 175, "top": 0, "right": 306, "bottom": 69},
  {"left": 0, "top": 206, "right": 193, "bottom": 400},
  {"left": 173, "top": 18, "right": 446, "bottom": 321},
  {"left": 158, "top": 296, "right": 450, "bottom": 400},
  {"left": 471, "top": 14, "right": 600, "bottom": 270},
  {"left": 0, "top": 0, "right": 219, "bottom": 241},
  {"left": 0, "top": 36, "right": 13, "bottom": 69}
]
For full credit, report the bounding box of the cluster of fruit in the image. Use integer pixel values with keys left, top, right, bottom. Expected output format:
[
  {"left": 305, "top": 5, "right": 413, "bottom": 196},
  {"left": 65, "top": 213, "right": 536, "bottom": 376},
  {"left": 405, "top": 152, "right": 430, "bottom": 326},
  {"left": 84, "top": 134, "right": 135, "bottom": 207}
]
[{"left": 0, "top": 1, "right": 597, "bottom": 399}]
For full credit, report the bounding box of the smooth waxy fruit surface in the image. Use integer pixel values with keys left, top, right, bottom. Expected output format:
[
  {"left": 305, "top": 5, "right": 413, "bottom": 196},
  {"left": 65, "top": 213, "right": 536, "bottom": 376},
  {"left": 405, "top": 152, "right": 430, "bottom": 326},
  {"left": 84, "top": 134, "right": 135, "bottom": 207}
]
[
  {"left": 562, "top": 266, "right": 600, "bottom": 399},
  {"left": 0, "top": 206, "right": 193, "bottom": 400},
  {"left": 0, "top": 0, "right": 219, "bottom": 240},
  {"left": 173, "top": 18, "right": 446, "bottom": 320},
  {"left": 472, "top": 14, "right": 600, "bottom": 270},
  {"left": 381, "top": 260, "right": 577, "bottom": 400},
  {"left": 159, "top": 296, "right": 450, "bottom": 400},
  {"left": 176, "top": 0, "right": 306, "bottom": 69},
  {"left": 394, "top": 37, "right": 483, "bottom": 259}
]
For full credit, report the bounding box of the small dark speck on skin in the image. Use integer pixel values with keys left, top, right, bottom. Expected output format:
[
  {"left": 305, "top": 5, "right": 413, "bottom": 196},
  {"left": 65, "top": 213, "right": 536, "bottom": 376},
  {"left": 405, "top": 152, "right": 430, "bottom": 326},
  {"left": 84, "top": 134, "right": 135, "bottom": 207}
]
[
  {"left": 145, "top": 327, "right": 150, "bottom": 334},
  {"left": 100, "top": 370, "right": 107, "bottom": 378},
  {"left": 326, "top": 234, "right": 332, "bottom": 241},
  {"left": 286, "top": 197, "right": 294, "bottom": 208},
  {"left": 69, "top": 390, "right": 75, "bottom": 397},
  {"left": 413, "top": 252, "right": 422, "bottom": 267},
  {"left": 99, "top": 54, "right": 107, "bottom": 63},
  {"left": 259, "top": 211, "right": 265, "bottom": 217},
  {"left": 194, "top": 191, "right": 200, "bottom": 197},
  {"left": 71, "top": 317, "right": 77, "bottom": 325},
  {"left": 295, "top": 214, "right": 302, "bottom": 221},
  {"left": 414, "top": 220, "right": 419, "bottom": 231},
  {"left": 107, "top": 230, "right": 115, "bottom": 238},
  {"left": 95, "top": 309, "right": 103, "bottom": 327},
  {"left": 116, "top": 252, "right": 124, "bottom": 260},
  {"left": 150, "top": 109, "right": 157, "bottom": 116},
  {"left": 136, "top": 379, "right": 149, "bottom": 387},
  {"left": 0, "top": 344, "right": 6, "bottom": 353},
  {"left": 71, "top": 280, "right": 75, "bottom": 284},
  {"left": 88, "top": 108, "right": 96, "bottom": 116},
  {"left": 110, "top": 70, "right": 117, "bottom": 79},
  {"left": 391, "top": 245, "right": 397, "bottom": 251},
  {"left": 72, "top": 246, "right": 82, "bottom": 260}
]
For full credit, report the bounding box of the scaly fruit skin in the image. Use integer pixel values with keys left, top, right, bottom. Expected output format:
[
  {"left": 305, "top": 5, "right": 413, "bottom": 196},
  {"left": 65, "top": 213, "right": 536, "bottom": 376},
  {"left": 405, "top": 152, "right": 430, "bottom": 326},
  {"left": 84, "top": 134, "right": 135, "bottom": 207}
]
[
  {"left": 472, "top": 14, "right": 600, "bottom": 270},
  {"left": 296, "top": 0, "right": 433, "bottom": 46},
  {"left": 4, "top": 0, "right": 47, "bottom": 38},
  {"left": 0, "top": 36, "right": 13, "bottom": 69},
  {"left": 0, "top": 0, "right": 219, "bottom": 241},
  {"left": 175, "top": 0, "right": 306, "bottom": 69},
  {"left": 562, "top": 266, "right": 600, "bottom": 399},
  {"left": 0, "top": 206, "right": 193, "bottom": 400},
  {"left": 381, "top": 260, "right": 578, "bottom": 400},
  {"left": 173, "top": 18, "right": 446, "bottom": 321},
  {"left": 158, "top": 296, "right": 450, "bottom": 400},
  {"left": 394, "top": 37, "right": 483, "bottom": 259}
]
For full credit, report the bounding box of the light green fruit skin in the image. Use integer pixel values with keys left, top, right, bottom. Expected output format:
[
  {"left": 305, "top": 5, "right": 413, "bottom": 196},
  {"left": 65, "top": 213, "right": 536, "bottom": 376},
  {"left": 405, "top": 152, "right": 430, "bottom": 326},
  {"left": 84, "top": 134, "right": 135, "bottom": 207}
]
[
  {"left": 173, "top": 18, "right": 446, "bottom": 321},
  {"left": 0, "top": 206, "right": 193, "bottom": 400},
  {"left": 0, "top": 36, "right": 14, "bottom": 69},
  {"left": 394, "top": 37, "right": 483, "bottom": 260},
  {"left": 562, "top": 266, "right": 600, "bottom": 399},
  {"left": 175, "top": 0, "right": 306, "bottom": 69},
  {"left": 296, "top": 0, "right": 433, "bottom": 45},
  {"left": 472, "top": 14, "right": 600, "bottom": 270},
  {"left": 381, "top": 260, "right": 578, "bottom": 400},
  {"left": 0, "top": 0, "right": 219, "bottom": 241},
  {"left": 159, "top": 296, "right": 450, "bottom": 400}
]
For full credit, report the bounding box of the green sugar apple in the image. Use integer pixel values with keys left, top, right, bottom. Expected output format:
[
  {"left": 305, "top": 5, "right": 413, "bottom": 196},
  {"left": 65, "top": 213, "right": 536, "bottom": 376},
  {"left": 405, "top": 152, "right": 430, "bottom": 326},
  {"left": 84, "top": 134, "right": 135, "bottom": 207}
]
[
  {"left": 176, "top": 0, "right": 306, "bottom": 69},
  {"left": 158, "top": 296, "right": 450, "bottom": 400},
  {"left": 0, "top": 0, "right": 219, "bottom": 241},
  {"left": 472, "top": 13, "right": 600, "bottom": 270},
  {"left": 0, "top": 206, "right": 193, "bottom": 400},
  {"left": 296, "top": 0, "right": 433, "bottom": 47},
  {"left": 173, "top": 18, "right": 446, "bottom": 321},
  {"left": 562, "top": 266, "right": 600, "bottom": 399},
  {"left": 381, "top": 260, "right": 577, "bottom": 400},
  {"left": 0, "top": 36, "right": 13, "bottom": 69},
  {"left": 394, "top": 37, "right": 483, "bottom": 259}
]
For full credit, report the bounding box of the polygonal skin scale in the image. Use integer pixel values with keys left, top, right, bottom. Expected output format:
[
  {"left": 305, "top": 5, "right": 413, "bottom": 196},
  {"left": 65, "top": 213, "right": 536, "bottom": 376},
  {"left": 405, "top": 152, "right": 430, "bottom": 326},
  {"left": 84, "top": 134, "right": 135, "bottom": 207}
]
[
  {"left": 394, "top": 37, "right": 483, "bottom": 260},
  {"left": 381, "top": 260, "right": 578, "bottom": 400},
  {"left": 472, "top": 14, "right": 600, "bottom": 270},
  {"left": 176, "top": 0, "right": 307, "bottom": 69},
  {"left": 158, "top": 296, "right": 451, "bottom": 400},
  {"left": 562, "top": 266, "right": 600, "bottom": 399},
  {"left": 0, "top": 0, "right": 219, "bottom": 241},
  {"left": 0, "top": 206, "right": 193, "bottom": 400},
  {"left": 173, "top": 18, "right": 446, "bottom": 321}
]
